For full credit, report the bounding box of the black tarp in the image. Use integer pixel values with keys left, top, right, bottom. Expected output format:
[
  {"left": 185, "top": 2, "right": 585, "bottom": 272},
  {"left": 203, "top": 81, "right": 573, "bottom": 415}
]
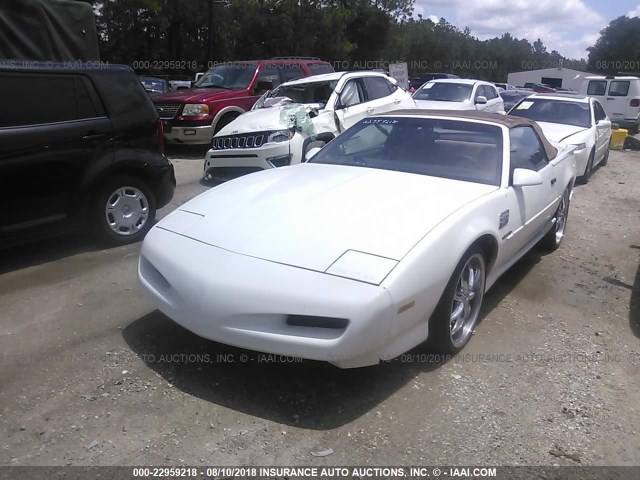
[{"left": 0, "top": 0, "right": 99, "bottom": 61}]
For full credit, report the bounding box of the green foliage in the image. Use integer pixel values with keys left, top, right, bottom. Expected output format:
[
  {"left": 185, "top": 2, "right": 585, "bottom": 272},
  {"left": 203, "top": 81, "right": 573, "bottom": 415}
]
[
  {"left": 588, "top": 15, "right": 640, "bottom": 73},
  {"left": 84, "top": 0, "right": 602, "bottom": 81}
]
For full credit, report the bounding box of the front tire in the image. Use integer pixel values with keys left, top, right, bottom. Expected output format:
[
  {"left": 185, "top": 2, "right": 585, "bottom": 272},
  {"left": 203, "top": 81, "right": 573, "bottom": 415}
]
[
  {"left": 577, "top": 149, "right": 594, "bottom": 184},
  {"left": 92, "top": 176, "right": 156, "bottom": 246},
  {"left": 540, "top": 186, "right": 570, "bottom": 251},
  {"left": 428, "top": 248, "right": 486, "bottom": 354}
]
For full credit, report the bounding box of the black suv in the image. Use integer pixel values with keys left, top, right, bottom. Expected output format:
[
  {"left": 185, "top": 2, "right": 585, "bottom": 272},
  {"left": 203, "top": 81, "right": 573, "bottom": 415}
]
[{"left": 0, "top": 62, "right": 175, "bottom": 247}]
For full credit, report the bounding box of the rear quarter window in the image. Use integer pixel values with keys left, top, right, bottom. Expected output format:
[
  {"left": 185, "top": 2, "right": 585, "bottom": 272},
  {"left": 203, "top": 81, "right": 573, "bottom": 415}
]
[
  {"left": 608, "top": 81, "right": 630, "bottom": 96},
  {"left": 363, "top": 77, "right": 393, "bottom": 100}
]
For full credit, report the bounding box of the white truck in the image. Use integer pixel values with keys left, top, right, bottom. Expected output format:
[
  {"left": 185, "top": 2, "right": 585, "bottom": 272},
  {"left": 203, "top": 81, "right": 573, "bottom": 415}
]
[
  {"left": 580, "top": 75, "right": 640, "bottom": 134},
  {"left": 169, "top": 72, "right": 205, "bottom": 91}
]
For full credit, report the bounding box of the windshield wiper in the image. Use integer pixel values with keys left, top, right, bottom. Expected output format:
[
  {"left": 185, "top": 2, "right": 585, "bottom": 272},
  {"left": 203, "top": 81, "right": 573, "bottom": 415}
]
[{"left": 196, "top": 83, "right": 233, "bottom": 90}]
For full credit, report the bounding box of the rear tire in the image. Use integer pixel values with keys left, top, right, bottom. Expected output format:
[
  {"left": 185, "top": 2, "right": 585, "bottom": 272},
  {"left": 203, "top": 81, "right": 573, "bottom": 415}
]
[
  {"left": 540, "top": 186, "right": 570, "bottom": 251},
  {"left": 92, "top": 175, "right": 156, "bottom": 246},
  {"left": 428, "top": 248, "right": 486, "bottom": 354},
  {"left": 600, "top": 148, "right": 609, "bottom": 166}
]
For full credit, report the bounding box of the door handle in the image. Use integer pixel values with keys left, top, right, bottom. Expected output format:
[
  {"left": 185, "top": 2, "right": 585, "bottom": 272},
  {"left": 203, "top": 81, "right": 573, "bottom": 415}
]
[
  {"left": 551, "top": 178, "right": 557, "bottom": 185},
  {"left": 365, "top": 107, "right": 374, "bottom": 114},
  {"left": 83, "top": 133, "right": 107, "bottom": 141},
  {"left": 394, "top": 99, "right": 401, "bottom": 104}
]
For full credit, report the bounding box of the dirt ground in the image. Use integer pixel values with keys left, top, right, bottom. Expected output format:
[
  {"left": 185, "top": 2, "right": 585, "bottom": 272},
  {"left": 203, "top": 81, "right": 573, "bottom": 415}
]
[{"left": 1, "top": 146, "right": 639, "bottom": 469}]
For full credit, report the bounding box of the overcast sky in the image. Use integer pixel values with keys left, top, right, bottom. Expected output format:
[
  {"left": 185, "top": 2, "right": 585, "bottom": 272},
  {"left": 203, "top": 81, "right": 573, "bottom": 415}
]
[{"left": 413, "top": 0, "right": 640, "bottom": 60}]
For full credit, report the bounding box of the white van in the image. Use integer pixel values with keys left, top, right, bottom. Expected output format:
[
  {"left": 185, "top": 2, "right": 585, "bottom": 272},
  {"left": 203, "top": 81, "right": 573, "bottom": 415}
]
[{"left": 580, "top": 76, "right": 640, "bottom": 133}]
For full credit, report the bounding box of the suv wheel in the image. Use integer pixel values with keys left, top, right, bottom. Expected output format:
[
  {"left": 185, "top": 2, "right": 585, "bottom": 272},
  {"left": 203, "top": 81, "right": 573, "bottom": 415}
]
[{"left": 93, "top": 176, "right": 156, "bottom": 245}]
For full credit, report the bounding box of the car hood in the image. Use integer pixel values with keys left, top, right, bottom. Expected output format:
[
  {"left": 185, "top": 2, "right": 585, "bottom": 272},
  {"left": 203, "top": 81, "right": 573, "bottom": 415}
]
[
  {"left": 153, "top": 87, "right": 246, "bottom": 103},
  {"left": 217, "top": 107, "right": 292, "bottom": 135},
  {"left": 157, "top": 164, "right": 497, "bottom": 273},
  {"left": 536, "top": 122, "right": 590, "bottom": 143},
  {"left": 216, "top": 104, "right": 324, "bottom": 136},
  {"left": 413, "top": 99, "right": 474, "bottom": 110}
]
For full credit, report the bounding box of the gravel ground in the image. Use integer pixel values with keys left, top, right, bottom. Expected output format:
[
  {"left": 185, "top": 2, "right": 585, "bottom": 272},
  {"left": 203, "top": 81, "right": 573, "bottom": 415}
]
[{"left": 0, "top": 147, "right": 639, "bottom": 469}]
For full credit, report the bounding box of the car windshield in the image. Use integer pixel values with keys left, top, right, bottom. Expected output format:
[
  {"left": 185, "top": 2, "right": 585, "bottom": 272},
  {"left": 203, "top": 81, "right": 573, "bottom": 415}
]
[
  {"left": 509, "top": 99, "right": 591, "bottom": 128},
  {"left": 257, "top": 80, "right": 338, "bottom": 108},
  {"left": 413, "top": 82, "right": 472, "bottom": 102},
  {"left": 139, "top": 77, "right": 166, "bottom": 91},
  {"left": 309, "top": 117, "right": 503, "bottom": 186},
  {"left": 192, "top": 63, "right": 257, "bottom": 89}
]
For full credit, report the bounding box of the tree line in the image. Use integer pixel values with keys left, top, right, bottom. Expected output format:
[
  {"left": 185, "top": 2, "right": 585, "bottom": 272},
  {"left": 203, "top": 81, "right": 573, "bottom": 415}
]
[{"left": 78, "top": 0, "right": 640, "bottom": 80}]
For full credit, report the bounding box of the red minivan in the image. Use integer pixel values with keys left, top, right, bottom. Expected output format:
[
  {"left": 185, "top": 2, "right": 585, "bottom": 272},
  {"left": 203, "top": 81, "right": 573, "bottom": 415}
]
[{"left": 153, "top": 58, "right": 334, "bottom": 145}]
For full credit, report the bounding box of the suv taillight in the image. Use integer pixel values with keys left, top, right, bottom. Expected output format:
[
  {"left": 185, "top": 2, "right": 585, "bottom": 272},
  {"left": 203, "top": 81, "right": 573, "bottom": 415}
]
[
  {"left": 156, "top": 118, "right": 165, "bottom": 154},
  {"left": 630, "top": 98, "right": 640, "bottom": 107}
]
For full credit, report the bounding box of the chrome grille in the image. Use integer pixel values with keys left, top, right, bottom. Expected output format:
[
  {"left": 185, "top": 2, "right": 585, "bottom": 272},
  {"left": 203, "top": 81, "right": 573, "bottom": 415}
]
[
  {"left": 154, "top": 103, "right": 180, "bottom": 119},
  {"left": 212, "top": 132, "right": 270, "bottom": 150}
]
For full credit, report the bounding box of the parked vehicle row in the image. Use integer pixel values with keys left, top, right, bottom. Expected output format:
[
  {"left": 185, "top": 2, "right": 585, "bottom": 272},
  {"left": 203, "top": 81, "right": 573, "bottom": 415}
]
[
  {"left": 200, "top": 71, "right": 618, "bottom": 186},
  {"left": 152, "top": 58, "right": 335, "bottom": 145},
  {"left": 204, "top": 71, "right": 415, "bottom": 176},
  {"left": 412, "top": 79, "right": 505, "bottom": 113}
]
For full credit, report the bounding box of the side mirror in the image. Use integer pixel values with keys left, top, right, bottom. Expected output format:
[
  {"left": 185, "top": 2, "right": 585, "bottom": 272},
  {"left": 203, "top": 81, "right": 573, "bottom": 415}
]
[
  {"left": 305, "top": 147, "right": 322, "bottom": 161},
  {"left": 512, "top": 168, "right": 543, "bottom": 187},
  {"left": 255, "top": 80, "right": 273, "bottom": 94},
  {"left": 475, "top": 96, "right": 488, "bottom": 105}
]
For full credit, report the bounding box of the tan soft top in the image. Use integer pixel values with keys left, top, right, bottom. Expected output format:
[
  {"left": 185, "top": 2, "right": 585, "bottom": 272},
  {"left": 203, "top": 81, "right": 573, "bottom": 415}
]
[{"left": 387, "top": 109, "right": 558, "bottom": 160}]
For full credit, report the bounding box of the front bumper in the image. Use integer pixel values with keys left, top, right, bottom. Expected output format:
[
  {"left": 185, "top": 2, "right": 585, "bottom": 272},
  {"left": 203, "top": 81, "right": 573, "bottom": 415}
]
[
  {"left": 204, "top": 142, "right": 293, "bottom": 175},
  {"left": 138, "top": 227, "right": 395, "bottom": 368},
  {"left": 164, "top": 124, "right": 214, "bottom": 145},
  {"left": 572, "top": 147, "right": 591, "bottom": 177}
]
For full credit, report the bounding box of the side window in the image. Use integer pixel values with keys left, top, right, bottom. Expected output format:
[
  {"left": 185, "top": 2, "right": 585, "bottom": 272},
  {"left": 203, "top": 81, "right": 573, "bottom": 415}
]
[
  {"left": 255, "top": 66, "right": 281, "bottom": 90},
  {"left": 0, "top": 74, "right": 95, "bottom": 127},
  {"left": 74, "top": 77, "right": 105, "bottom": 119},
  {"left": 509, "top": 126, "right": 549, "bottom": 176},
  {"left": 474, "top": 85, "right": 484, "bottom": 101},
  {"left": 363, "top": 77, "right": 393, "bottom": 100},
  {"left": 278, "top": 64, "right": 304, "bottom": 82},
  {"left": 339, "top": 79, "right": 364, "bottom": 107},
  {"left": 483, "top": 85, "right": 497, "bottom": 100},
  {"left": 587, "top": 80, "right": 607, "bottom": 96},
  {"left": 608, "top": 81, "right": 630, "bottom": 96},
  {"left": 593, "top": 101, "right": 606, "bottom": 122}
]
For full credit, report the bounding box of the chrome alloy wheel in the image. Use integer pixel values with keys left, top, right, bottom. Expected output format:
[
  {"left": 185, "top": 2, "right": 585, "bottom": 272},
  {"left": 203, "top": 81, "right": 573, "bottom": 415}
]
[
  {"left": 449, "top": 253, "right": 485, "bottom": 347},
  {"left": 104, "top": 186, "right": 149, "bottom": 236},
  {"left": 553, "top": 189, "right": 569, "bottom": 245}
]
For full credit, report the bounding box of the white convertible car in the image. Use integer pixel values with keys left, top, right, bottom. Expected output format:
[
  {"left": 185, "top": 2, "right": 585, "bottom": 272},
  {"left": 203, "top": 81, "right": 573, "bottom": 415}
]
[
  {"left": 508, "top": 93, "right": 611, "bottom": 183},
  {"left": 138, "top": 111, "right": 576, "bottom": 368}
]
